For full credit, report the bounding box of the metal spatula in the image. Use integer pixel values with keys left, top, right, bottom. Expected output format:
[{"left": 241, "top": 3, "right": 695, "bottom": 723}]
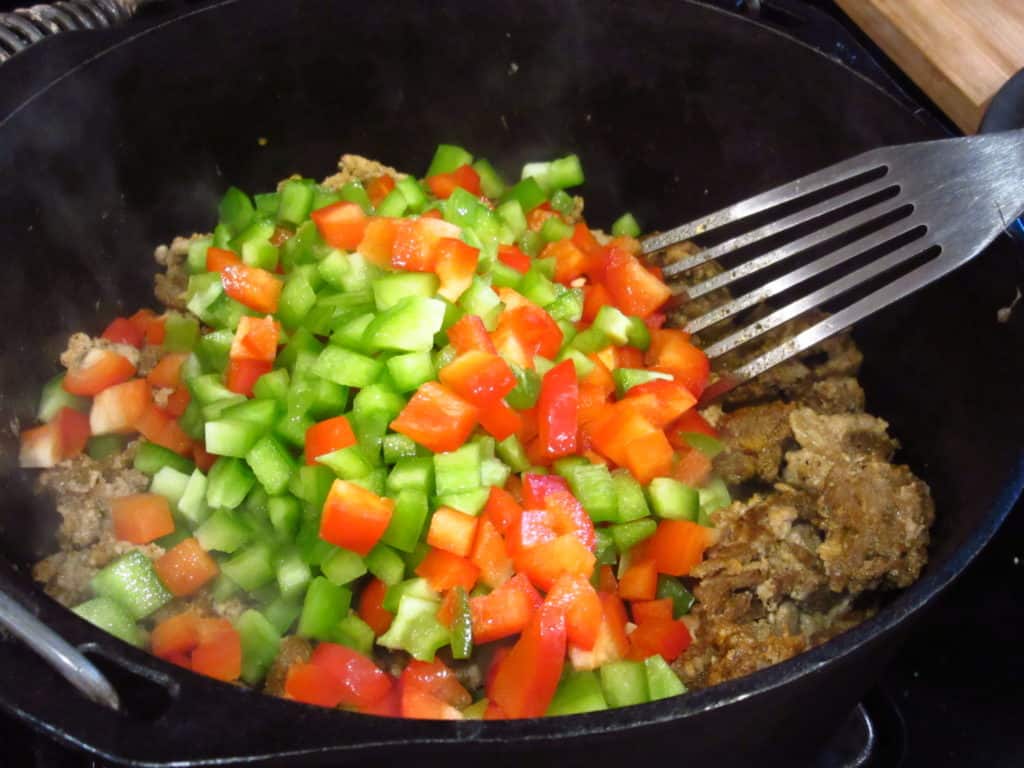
[{"left": 642, "top": 128, "right": 1024, "bottom": 389}]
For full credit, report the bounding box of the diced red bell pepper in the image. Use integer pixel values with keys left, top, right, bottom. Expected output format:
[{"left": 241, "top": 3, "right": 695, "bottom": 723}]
[
  {"left": 572, "top": 222, "right": 602, "bottom": 256},
  {"left": 505, "top": 508, "right": 557, "bottom": 555},
  {"left": 624, "top": 429, "right": 675, "bottom": 484},
  {"left": 674, "top": 447, "right": 713, "bottom": 486},
  {"left": 587, "top": 401, "right": 660, "bottom": 467},
  {"left": 433, "top": 237, "right": 479, "bottom": 302},
  {"left": 544, "top": 489, "right": 596, "bottom": 551},
  {"left": 190, "top": 618, "right": 241, "bottom": 682},
  {"left": 481, "top": 486, "right": 522, "bottom": 536},
  {"left": 359, "top": 683, "right": 402, "bottom": 717},
  {"left": 568, "top": 592, "right": 630, "bottom": 671},
  {"left": 527, "top": 206, "right": 559, "bottom": 232},
  {"left": 221, "top": 262, "right": 283, "bottom": 314},
  {"left": 126, "top": 308, "right": 165, "bottom": 347},
  {"left": 414, "top": 547, "right": 479, "bottom": 592},
  {"left": 617, "top": 559, "right": 658, "bottom": 601},
  {"left": 438, "top": 351, "right": 516, "bottom": 407},
  {"left": 536, "top": 359, "right": 578, "bottom": 460},
  {"left": 88, "top": 378, "right": 149, "bottom": 435},
  {"left": 627, "top": 618, "right": 692, "bottom": 662},
  {"left": 631, "top": 598, "right": 674, "bottom": 625},
  {"left": 646, "top": 520, "right": 712, "bottom": 576},
  {"left": 164, "top": 387, "right": 191, "bottom": 419},
  {"left": 229, "top": 316, "right": 279, "bottom": 363},
  {"left": 615, "top": 346, "right": 644, "bottom": 369},
  {"left": 305, "top": 415, "right": 357, "bottom": 465},
  {"left": 644, "top": 312, "right": 666, "bottom": 330},
  {"left": 497, "top": 244, "right": 531, "bottom": 274},
  {"left": 545, "top": 574, "right": 603, "bottom": 651},
  {"left": 63, "top": 348, "right": 137, "bottom": 396},
  {"left": 311, "top": 201, "right": 368, "bottom": 250},
  {"left": 645, "top": 329, "right": 710, "bottom": 398},
  {"left": 226, "top": 358, "right": 273, "bottom": 398},
  {"left": 192, "top": 442, "right": 217, "bottom": 472},
  {"left": 476, "top": 399, "right": 522, "bottom": 441},
  {"left": 366, "top": 175, "right": 396, "bottom": 207},
  {"left": 470, "top": 518, "right": 514, "bottom": 589},
  {"left": 390, "top": 382, "right": 478, "bottom": 453},
  {"left": 391, "top": 217, "right": 462, "bottom": 272},
  {"left": 101, "top": 317, "right": 146, "bottom": 348},
  {"left": 542, "top": 238, "right": 588, "bottom": 285},
  {"left": 285, "top": 663, "right": 347, "bottom": 708},
  {"left": 625, "top": 379, "right": 697, "bottom": 427},
  {"left": 514, "top": 533, "right": 596, "bottom": 591},
  {"left": 400, "top": 680, "right": 465, "bottom": 720},
  {"left": 135, "top": 403, "right": 193, "bottom": 456},
  {"left": 320, "top": 480, "right": 395, "bottom": 556},
  {"left": 146, "top": 353, "right": 189, "bottom": 390},
  {"left": 447, "top": 314, "right": 497, "bottom": 355},
  {"left": 402, "top": 659, "right": 472, "bottom": 710},
  {"left": 112, "top": 493, "right": 175, "bottom": 544},
  {"left": 488, "top": 601, "right": 566, "bottom": 718},
  {"left": 357, "top": 577, "right": 394, "bottom": 636},
  {"left": 426, "top": 164, "right": 482, "bottom": 199},
  {"left": 357, "top": 217, "right": 397, "bottom": 266},
  {"left": 151, "top": 611, "right": 200, "bottom": 659},
  {"left": 206, "top": 247, "right": 241, "bottom": 273},
  {"left": 494, "top": 304, "right": 563, "bottom": 362},
  {"left": 597, "top": 564, "right": 618, "bottom": 594},
  {"left": 426, "top": 506, "right": 479, "bottom": 558},
  {"left": 311, "top": 642, "right": 393, "bottom": 708},
  {"left": 520, "top": 473, "right": 569, "bottom": 508},
  {"left": 604, "top": 247, "right": 673, "bottom": 318},
  {"left": 154, "top": 537, "right": 219, "bottom": 597},
  {"left": 669, "top": 408, "right": 718, "bottom": 442},
  {"left": 470, "top": 572, "right": 542, "bottom": 644},
  {"left": 582, "top": 283, "right": 613, "bottom": 323}
]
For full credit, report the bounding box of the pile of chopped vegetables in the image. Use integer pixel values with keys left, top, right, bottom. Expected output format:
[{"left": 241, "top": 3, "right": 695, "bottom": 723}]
[{"left": 19, "top": 144, "right": 732, "bottom": 719}]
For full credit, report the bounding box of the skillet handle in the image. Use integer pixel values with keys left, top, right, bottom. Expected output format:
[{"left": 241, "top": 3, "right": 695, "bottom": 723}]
[{"left": 0, "top": 0, "right": 147, "bottom": 64}]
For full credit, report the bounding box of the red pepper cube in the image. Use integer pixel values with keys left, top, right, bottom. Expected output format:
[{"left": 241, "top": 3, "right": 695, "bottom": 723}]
[
  {"left": 320, "top": 480, "right": 395, "bottom": 557},
  {"left": 310, "top": 642, "right": 393, "bottom": 708},
  {"left": 154, "top": 537, "right": 219, "bottom": 597},
  {"left": 230, "top": 316, "right": 279, "bottom": 363},
  {"left": 415, "top": 547, "right": 479, "bottom": 592},
  {"left": 311, "top": 201, "right": 368, "bottom": 250},
  {"left": 646, "top": 520, "right": 713, "bottom": 577},
  {"left": 536, "top": 359, "right": 579, "bottom": 460},
  {"left": 488, "top": 601, "right": 566, "bottom": 718},
  {"left": 390, "top": 382, "right": 478, "bottom": 454},
  {"left": 645, "top": 328, "right": 710, "bottom": 398},
  {"left": 221, "top": 262, "right": 283, "bottom": 314},
  {"left": 111, "top": 493, "right": 175, "bottom": 545},
  {"left": 514, "top": 533, "right": 596, "bottom": 592},
  {"left": 438, "top": 350, "right": 517, "bottom": 407},
  {"left": 226, "top": 359, "right": 273, "bottom": 398},
  {"left": 433, "top": 237, "right": 479, "bottom": 302},
  {"left": 447, "top": 314, "right": 497, "bottom": 355},
  {"left": 470, "top": 573, "right": 542, "bottom": 644},
  {"left": 63, "top": 348, "right": 137, "bottom": 397},
  {"left": 426, "top": 506, "right": 480, "bottom": 558},
  {"left": 305, "top": 415, "right": 357, "bottom": 465},
  {"left": 604, "top": 246, "right": 672, "bottom": 318}
]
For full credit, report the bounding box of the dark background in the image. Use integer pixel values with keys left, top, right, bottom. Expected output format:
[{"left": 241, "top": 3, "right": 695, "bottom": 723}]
[{"left": 0, "top": 0, "right": 1021, "bottom": 765}]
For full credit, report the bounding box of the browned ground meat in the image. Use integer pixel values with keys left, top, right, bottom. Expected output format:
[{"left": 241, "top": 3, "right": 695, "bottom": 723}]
[
  {"left": 712, "top": 402, "right": 795, "bottom": 485},
  {"left": 153, "top": 235, "right": 195, "bottom": 310},
  {"left": 264, "top": 636, "right": 312, "bottom": 696},
  {"left": 320, "top": 154, "right": 406, "bottom": 190}
]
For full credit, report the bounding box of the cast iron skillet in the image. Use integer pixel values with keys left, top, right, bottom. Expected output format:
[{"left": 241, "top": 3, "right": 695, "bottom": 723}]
[{"left": 0, "top": 1, "right": 1021, "bottom": 766}]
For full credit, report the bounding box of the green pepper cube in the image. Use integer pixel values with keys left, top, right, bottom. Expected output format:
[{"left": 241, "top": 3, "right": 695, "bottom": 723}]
[
  {"left": 647, "top": 478, "right": 700, "bottom": 521},
  {"left": 72, "top": 597, "right": 144, "bottom": 647},
  {"left": 312, "top": 345, "right": 384, "bottom": 388},
  {"left": 644, "top": 654, "right": 687, "bottom": 700},
  {"left": 195, "top": 509, "right": 251, "bottom": 553},
  {"left": 362, "top": 296, "right": 447, "bottom": 353},
  {"left": 372, "top": 272, "right": 440, "bottom": 311},
  {"left": 377, "top": 594, "right": 450, "bottom": 662},
  {"left": 546, "top": 669, "right": 608, "bottom": 716},
  {"left": 222, "top": 543, "right": 276, "bottom": 592},
  {"left": 381, "top": 489, "right": 430, "bottom": 553},
  {"left": 365, "top": 544, "right": 406, "bottom": 586},
  {"left": 599, "top": 660, "right": 649, "bottom": 708},
  {"left": 297, "top": 576, "right": 352, "bottom": 641},
  {"left": 321, "top": 547, "right": 367, "bottom": 586},
  {"left": 206, "top": 457, "right": 257, "bottom": 509},
  {"left": 236, "top": 609, "right": 282, "bottom": 685},
  {"left": 610, "top": 518, "right": 657, "bottom": 554},
  {"left": 90, "top": 551, "right": 172, "bottom": 621},
  {"left": 433, "top": 444, "right": 482, "bottom": 496},
  {"left": 564, "top": 463, "right": 618, "bottom": 523},
  {"left": 656, "top": 575, "right": 696, "bottom": 618}
]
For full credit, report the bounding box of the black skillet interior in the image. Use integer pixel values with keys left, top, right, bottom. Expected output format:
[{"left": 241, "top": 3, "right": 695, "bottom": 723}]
[{"left": 0, "top": 1, "right": 1021, "bottom": 766}]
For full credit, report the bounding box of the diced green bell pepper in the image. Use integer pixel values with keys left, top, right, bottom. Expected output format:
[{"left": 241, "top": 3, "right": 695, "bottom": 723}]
[{"left": 90, "top": 551, "right": 172, "bottom": 620}]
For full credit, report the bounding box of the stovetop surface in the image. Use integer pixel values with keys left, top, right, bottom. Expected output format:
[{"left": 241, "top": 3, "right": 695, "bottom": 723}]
[{"left": 1, "top": 1, "right": 1022, "bottom": 766}]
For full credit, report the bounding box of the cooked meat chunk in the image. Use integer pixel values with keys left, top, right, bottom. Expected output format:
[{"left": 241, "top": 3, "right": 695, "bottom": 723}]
[
  {"left": 60, "top": 332, "right": 139, "bottom": 371},
  {"left": 783, "top": 408, "right": 896, "bottom": 492},
  {"left": 818, "top": 460, "right": 933, "bottom": 592},
  {"left": 798, "top": 377, "right": 865, "bottom": 414},
  {"left": 264, "top": 636, "right": 312, "bottom": 697},
  {"left": 713, "top": 402, "right": 794, "bottom": 485},
  {"left": 154, "top": 235, "right": 195, "bottom": 310},
  {"left": 320, "top": 154, "right": 405, "bottom": 190}
]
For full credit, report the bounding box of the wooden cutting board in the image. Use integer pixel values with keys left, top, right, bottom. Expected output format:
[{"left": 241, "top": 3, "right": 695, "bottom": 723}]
[{"left": 835, "top": 0, "right": 1024, "bottom": 133}]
